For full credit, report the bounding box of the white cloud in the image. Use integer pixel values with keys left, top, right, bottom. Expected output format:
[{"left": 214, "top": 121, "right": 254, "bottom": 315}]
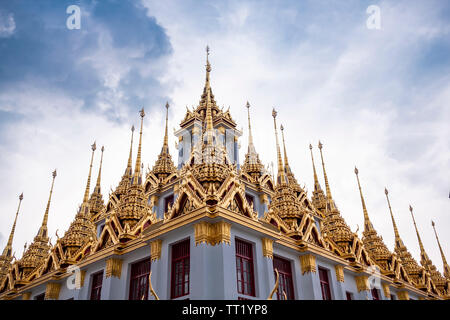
[{"left": 0, "top": 12, "right": 15, "bottom": 38}]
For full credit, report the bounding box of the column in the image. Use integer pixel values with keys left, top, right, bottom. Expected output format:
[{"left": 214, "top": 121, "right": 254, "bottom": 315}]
[
  {"left": 298, "top": 254, "right": 322, "bottom": 299},
  {"left": 333, "top": 265, "right": 346, "bottom": 300},
  {"left": 102, "top": 258, "right": 123, "bottom": 300}
]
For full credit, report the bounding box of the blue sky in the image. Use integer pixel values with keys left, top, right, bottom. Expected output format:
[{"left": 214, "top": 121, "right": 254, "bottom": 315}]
[{"left": 0, "top": 0, "right": 449, "bottom": 274}]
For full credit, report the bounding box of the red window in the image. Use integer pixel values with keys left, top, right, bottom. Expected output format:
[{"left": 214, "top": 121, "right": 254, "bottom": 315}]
[
  {"left": 171, "top": 239, "right": 190, "bottom": 299},
  {"left": 129, "top": 259, "right": 151, "bottom": 300},
  {"left": 371, "top": 288, "right": 380, "bottom": 300},
  {"left": 346, "top": 291, "right": 353, "bottom": 300},
  {"left": 235, "top": 239, "right": 255, "bottom": 297},
  {"left": 318, "top": 267, "right": 332, "bottom": 300},
  {"left": 90, "top": 271, "right": 103, "bottom": 300},
  {"left": 273, "top": 256, "right": 294, "bottom": 300}
]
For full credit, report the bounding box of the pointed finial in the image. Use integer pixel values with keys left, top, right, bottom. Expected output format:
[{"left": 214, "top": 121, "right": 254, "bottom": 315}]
[
  {"left": 246, "top": 101, "right": 256, "bottom": 154},
  {"left": 272, "top": 108, "right": 287, "bottom": 185},
  {"left": 125, "top": 125, "right": 135, "bottom": 176},
  {"left": 409, "top": 204, "right": 428, "bottom": 263},
  {"left": 162, "top": 102, "right": 170, "bottom": 154},
  {"left": 41, "top": 169, "right": 57, "bottom": 231},
  {"left": 317, "top": 140, "right": 332, "bottom": 201},
  {"left": 2, "top": 193, "right": 23, "bottom": 257},
  {"left": 431, "top": 219, "right": 450, "bottom": 278},
  {"left": 309, "top": 144, "right": 322, "bottom": 192},
  {"left": 82, "top": 142, "right": 96, "bottom": 204},
  {"left": 384, "top": 187, "right": 401, "bottom": 244},
  {"left": 354, "top": 167, "right": 373, "bottom": 232},
  {"left": 134, "top": 108, "right": 145, "bottom": 184},
  {"left": 279, "top": 124, "right": 291, "bottom": 172},
  {"left": 206, "top": 45, "right": 211, "bottom": 73}
]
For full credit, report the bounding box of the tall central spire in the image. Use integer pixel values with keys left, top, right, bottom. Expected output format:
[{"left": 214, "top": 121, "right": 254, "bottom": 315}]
[
  {"left": 205, "top": 46, "right": 214, "bottom": 142},
  {"left": 272, "top": 109, "right": 287, "bottom": 185},
  {"left": 431, "top": 220, "right": 450, "bottom": 279},
  {"left": 2, "top": 193, "right": 23, "bottom": 257},
  {"left": 354, "top": 167, "right": 374, "bottom": 231},
  {"left": 246, "top": 101, "right": 255, "bottom": 153},
  {"left": 133, "top": 108, "right": 145, "bottom": 185},
  {"left": 162, "top": 102, "right": 169, "bottom": 154}
]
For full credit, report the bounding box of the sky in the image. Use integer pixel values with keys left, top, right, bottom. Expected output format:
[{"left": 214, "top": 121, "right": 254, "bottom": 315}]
[{"left": 0, "top": 1, "right": 449, "bottom": 274}]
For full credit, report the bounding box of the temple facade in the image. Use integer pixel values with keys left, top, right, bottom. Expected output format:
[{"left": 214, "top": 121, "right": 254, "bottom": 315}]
[{"left": 1, "top": 48, "right": 449, "bottom": 301}]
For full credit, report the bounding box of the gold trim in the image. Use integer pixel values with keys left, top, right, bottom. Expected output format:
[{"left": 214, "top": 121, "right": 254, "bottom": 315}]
[
  {"left": 262, "top": 238, "right": 273, "bottom": 259},
  {"left": 150, "top": 239, "right": 162, "bottom": 262},
  {"left": 44, "top": 282, "right": 61, "bottom": 300},
  {"left": 355, "top": 276, "right": 369, "bottom": 292},
  {"left": 105, "top": 258, "right": 123, "bottom": 279},
  {"left": 382, "top": 283, "right": 390, "bottom": 298},
  {"left": 335, "top": 265, "right": 344, "bottom": 282},
  {"left": 397, "top": 290, "right": 409, "bottom": 300},
  {"left": 300, "top": 254, "right": 316, "bottom": 275},
  {"left": 194, "top": 221, "right": 231, "bottom": 246},
  {"left": 22, "top": 292, "right": 31, "bottom": 300}
]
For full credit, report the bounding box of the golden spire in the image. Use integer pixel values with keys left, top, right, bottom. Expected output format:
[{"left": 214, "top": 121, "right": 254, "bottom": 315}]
[
  {"left": 409, "top": 205, "right": 432, "bottom": 267},
  {"left": 241, "top": 101, "right": 264, "bottom": 179},
  {"left": 272, "top": 108, "right": 287, "bottom": 185},
  {"left": 162, "top": 102, "right": 169, "bottom": 154},
  {"left": 409, "top": 206, "right": 426, "bottom": 255},
  {"left": 133, "top": 108, "right": 145, "bottom": 184},
  {"left": 127, "top": 125, "right": 135, "bottom": 174},
  {"left": 204, "top": 48, "right": 214, "bottom": 146},
  {"left": 94, "top": 146, "right": 104, "bottom": 191},
  {"left": 246, "top": 101, "right": 255, "bottom": 153},
  {"left": 82, "top": 142, "right": 96, "bottom": 204},
  {"left": 384, "top": 188, "right": 403, "bottom": 247},
  {"left": 2, "top": 193, "right": 23, "bottom": 257},
  {"left": 431, "top": 220, "right": 450, "bottom": 279},
  {"left": 89, "top": 146, "right": 105, "bottom": 217},
  {"left": 318, "top": 141, "right": 333, "bottom": 201},
  {"left": 354, "top": 167, "right": 374, "bottom": 232},
  {"left": 309, "top": 144, "right": 322, "bottom": 192},
  {"left": 280, "top": 124, "right": 290, "bottom": 172},
  {"left": 152, "top": 103, "right": 176, "bottom": 179},
  {"left": 39, "top": 170, "right": 57, "bottom": 236}
]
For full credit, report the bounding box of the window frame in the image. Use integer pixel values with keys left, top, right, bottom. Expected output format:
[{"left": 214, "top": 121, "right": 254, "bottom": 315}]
[
  {"left": 235, "top": 238, "right": 256, "bottom": 297},
  {"left": 90, "top": 270, "right": 104, "bottom": 300},
  {"left": 128, "top": 258, "right": 151, "bottom": 300},
  {"left": 318, "top": 267, "right": 332, "bottom": 300},
  {"left": 371, "top": 288, "right": 380, "bottom": 300},
  {"left": 272, "top": 255, "right": 295, "bottom": 300},
  {"left": 171, "top": 238, "right": 190, "bottom": 299}
]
